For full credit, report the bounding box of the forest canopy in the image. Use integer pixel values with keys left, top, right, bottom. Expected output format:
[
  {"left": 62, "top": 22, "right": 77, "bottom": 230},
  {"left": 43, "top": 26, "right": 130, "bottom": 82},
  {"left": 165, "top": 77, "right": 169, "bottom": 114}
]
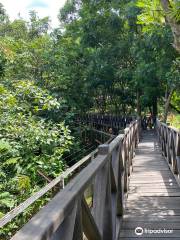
[
  {"left": 0, "top": 0, "right": 179, "bottom": 238},
  {"left": 0, "top": 1, "right": 179, "bottom": 116}
]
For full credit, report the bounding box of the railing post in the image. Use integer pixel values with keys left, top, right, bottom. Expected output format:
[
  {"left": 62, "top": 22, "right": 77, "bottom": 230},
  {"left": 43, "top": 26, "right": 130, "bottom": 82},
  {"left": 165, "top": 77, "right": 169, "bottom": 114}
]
[
  {"left": 136, "top": 118, "right": 141, "bottom": 145},
  {"left": 156, "top": 119, "right": 180, "bottom": 181},
  {"left": 73, "top": 198, "right": 83, "bottom": 240},
  {"left": 51, "top": 200, "right": 78, "bottom": 240},
  {"left": 118, "top": 141, "right": 125, "bottom": 217},
  {"left": 174, "top": 131, "right": 180, "bottom": 175},
  {"left": 176, "top": 134, "right": 180, "bottom": 176},
  {"left": 124, "top": 127, "right": 130, "bottom": 192},
  {"left": 98, "top": 144, "right": 109, "bottom": 155},
  {"left": 93, "top": 144, "right": 113, "bottom": 240}
]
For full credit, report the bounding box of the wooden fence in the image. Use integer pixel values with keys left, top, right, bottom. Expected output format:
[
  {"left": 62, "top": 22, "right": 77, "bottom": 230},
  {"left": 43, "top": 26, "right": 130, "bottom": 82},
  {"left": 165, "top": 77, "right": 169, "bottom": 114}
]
[
  {"left": 11, "top": 119, "right": 140, "bottom": 240},
  {"left": 77, "top": 114, "right": 135, "bottom": 135},
  {"left": 156, "top": 120, "right": 180, "bottom": 181},
  {"left": 0, "top": 131, "right": 114, "bottom": 229}
]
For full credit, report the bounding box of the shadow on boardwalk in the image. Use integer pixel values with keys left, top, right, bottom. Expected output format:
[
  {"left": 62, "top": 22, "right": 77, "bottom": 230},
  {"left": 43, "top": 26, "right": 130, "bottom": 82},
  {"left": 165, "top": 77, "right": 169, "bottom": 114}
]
[{"left": 119, "top": 130, "right": 180, "bottom": 239}]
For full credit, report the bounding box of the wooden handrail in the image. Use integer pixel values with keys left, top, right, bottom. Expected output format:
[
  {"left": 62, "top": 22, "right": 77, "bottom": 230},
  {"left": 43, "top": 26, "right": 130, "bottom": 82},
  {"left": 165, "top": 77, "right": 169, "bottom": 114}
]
[
  {"left": 0, "top": 152, "right": 94, "bottom": 228},
  {"left": 0, "top": 132, "right": 114, "bottom": 229},
  {"left": 156, "top": 120, "right": 180, "bottom": 181},
  {"left": 10, "top": 119, "right": 140, "bottom": 240}
]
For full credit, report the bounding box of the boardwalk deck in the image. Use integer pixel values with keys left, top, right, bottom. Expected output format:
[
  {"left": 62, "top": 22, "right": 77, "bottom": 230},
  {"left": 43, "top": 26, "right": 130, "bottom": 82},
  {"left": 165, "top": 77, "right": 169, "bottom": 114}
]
[
  {"left": 6, "top": 118, "right": 179, "bottom": 240},
  {"left": 119, "top": 130, "right": 180, "bottom": 239}
]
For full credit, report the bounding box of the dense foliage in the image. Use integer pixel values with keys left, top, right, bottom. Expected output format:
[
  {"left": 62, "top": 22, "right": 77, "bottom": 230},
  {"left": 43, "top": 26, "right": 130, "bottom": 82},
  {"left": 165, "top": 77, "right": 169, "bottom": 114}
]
[
  {"left": 0, "top": 80, "right": 74, "bottom": 236},
  {"left": 0, "top": 0, "right": 179, "bottom": 238}
]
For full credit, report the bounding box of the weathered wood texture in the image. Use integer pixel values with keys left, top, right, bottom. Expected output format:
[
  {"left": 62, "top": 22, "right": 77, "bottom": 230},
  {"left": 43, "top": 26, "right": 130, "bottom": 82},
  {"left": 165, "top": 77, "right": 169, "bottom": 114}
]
[
  {"left": 10, "top": 120, "right": 140, "bottom": 240},
  {"left": 119, "top": 128, "right": 180, "bottom": 240},
  {"left": 156, "top": 120, "right": 180, "bottom": 179}
]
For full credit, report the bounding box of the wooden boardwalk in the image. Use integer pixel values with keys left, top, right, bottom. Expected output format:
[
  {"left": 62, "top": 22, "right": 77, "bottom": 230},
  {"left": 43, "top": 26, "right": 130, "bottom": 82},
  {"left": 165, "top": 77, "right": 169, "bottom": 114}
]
[
  {"left": 4, "top": 118, "right": 179, "bottom": 240},
  {"left": 119, "top": 130, "right": 180, "bottom": 239}
]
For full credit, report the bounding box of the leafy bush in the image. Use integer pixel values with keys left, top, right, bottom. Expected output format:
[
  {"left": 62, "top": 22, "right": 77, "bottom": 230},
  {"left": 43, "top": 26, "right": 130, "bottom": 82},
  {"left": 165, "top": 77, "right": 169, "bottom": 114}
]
[
  {"left": 168, "top": 113, "right": 180, "bottom": 129},
  {"left": 0, "top": 80, "right": 73, "bottom": 238}
]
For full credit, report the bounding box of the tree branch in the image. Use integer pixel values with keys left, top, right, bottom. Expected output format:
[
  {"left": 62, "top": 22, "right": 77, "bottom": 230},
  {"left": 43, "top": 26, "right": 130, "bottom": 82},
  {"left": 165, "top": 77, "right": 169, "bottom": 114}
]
[{"left": 160, "top": 0, "right": 180, "bottom": 53}]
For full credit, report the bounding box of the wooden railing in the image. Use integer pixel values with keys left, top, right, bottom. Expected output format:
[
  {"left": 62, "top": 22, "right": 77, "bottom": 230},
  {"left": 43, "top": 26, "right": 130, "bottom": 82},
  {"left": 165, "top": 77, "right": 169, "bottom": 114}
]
[
  {"left": 11, "top": 119, "right": 140, "bottom": 240},
  {"left": 156, "top": 120, "right": 180, "bottom": 180},
  {"left": 0, "top": 132, "right": 114, "bottom": 229},
  {"left": 77, "top": 114, "right": 135, "bottom": 134}
]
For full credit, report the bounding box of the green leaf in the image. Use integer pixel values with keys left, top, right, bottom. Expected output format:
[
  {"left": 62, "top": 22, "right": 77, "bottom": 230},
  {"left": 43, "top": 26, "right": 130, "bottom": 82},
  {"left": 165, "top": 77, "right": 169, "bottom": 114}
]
[
  {"left": 0, "top": 192, "right": 15, "bottom": 208},
  {"left": 3, "top": 157, "right": 20, "bottom": 166}
]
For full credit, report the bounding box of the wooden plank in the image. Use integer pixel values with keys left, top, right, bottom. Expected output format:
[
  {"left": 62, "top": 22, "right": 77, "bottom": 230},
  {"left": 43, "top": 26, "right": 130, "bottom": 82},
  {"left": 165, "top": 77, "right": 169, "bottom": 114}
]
[
  {"left": 128, "top": 192, "right": 180, "bottom": 197},
  {"left": 125, "top": 209, "right": 180, "bottom": 216},
  {"left": 133, "top": 167, "right": 170, "bottom": 171},
  {"left": 103, "top": 163, "right": 113, "bottom": 240},
  {"left": 129, "top": 184, "right": 179, "bottom": 188},
  {"left": 133, "top": 156, "right": 165, "bottom": 160},
  {"left": 119, "top": 229, "right": 180, "bottom": 238},
  {"left": 92, "top": 159, "right": 109, "bottom": 237},
  {"left": 81, "top": 198, "right": 101, "bottom": 240},
  {"left": 126, "top": 201, "right": 180, "bottom": 209},
  {"left": 121, "top": 221, "right": 180, "bottom": 229},
  {"left": 130, "top": 176, "right": 175, "bottom": 180},
  {"left": 119, "top": 128, "right": 180, "bottom": 239},
  {"left": 123, "top": 215, "right": 180, "bottom": 221},
  {"left": 129, "top": 188, "right": 180, "bottom": 193},
  {"left": 130, "top": 179, "right": 176, "bottom": 183},
  {"left": 110, "top": 163, "right": 117, "bottom": 192},
  {"left": 126, "top": 196, "right": 180, "bottom": 201},
  {"left": 119, "top": 238, "right": 180, "bottom": 240},
  {"left": 129, "top": 180, "right": 177, "bottom": 184},
  {"left": 131, "top": 173, "right": 174, "bottom": 176},
  {"left": 131, "top": 168, "right": 172, "bottom": 172},
  {"left": 129, "top": 186, "right": 179, "bottom": 190},
  {"left": 132, "top": 168, "right": 170, "bottom": 171},
  {"left": 133, "top": 160, "right": 167, "bottom": 164},
  {"left": 50, "top": 200, "right": 78, "bottom": 240},
  {"left": 73, "top": 199, "right": 83, "bottom": 240}
]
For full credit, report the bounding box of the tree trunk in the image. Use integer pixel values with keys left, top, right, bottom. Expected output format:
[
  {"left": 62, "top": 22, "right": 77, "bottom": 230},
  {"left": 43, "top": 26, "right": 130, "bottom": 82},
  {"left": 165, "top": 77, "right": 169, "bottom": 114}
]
[
  {"left": 137, "top": 89, "right": 141, "bottom": 117},
  {"left": 163, "top": 87, "right": 175, "bottom": 123},
  {"left": 152, "top": 97, "right": 158, "bottom": 117},
  {"left": 160, "top": 0, "right": 180, "bottom": 53}
]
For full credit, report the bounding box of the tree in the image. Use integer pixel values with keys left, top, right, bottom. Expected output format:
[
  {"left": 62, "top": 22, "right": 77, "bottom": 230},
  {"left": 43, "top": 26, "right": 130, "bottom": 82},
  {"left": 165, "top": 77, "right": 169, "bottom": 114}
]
[
  {"left": 57, "top": 0, "right": 139, "bottom": 114},
  {"left": 0, "top": 3, "right": 8, "bottom": 24},
  {"left": 135, "top": 0, "right": 179, "bottom": 119},
  {"left": 163, "top": 57, "right": 180, "bottom": 122},
  {"left": 28, "top": 10, "right": 50, "bottom": 39},
  {"left": 160, "top": 0, "right": 180, "bottom": 53},
  {"left": 136, "top": 0, "right": 180, "bottom": 53}
]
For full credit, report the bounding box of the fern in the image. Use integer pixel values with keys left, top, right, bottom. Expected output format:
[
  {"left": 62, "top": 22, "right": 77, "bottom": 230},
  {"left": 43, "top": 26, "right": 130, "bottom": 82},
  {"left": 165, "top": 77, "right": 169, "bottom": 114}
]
[
  {"left": 0, "top": 192, "right": 15, "bottom": 209},
  {"left": 3, "top": 157, "right": 20, "bottom": 166},
  {"left": 0, "top": 140, "right": 11, "bottom": 155},
  {"left": 17, "top": 175, "right": 31, "bottom": 191}
]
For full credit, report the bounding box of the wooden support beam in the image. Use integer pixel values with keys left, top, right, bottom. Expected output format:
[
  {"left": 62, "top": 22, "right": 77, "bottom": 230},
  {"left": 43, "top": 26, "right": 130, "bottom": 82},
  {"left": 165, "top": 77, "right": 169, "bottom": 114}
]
[{"left": 82, "top": 197, "right": 101, "bottom": 240}]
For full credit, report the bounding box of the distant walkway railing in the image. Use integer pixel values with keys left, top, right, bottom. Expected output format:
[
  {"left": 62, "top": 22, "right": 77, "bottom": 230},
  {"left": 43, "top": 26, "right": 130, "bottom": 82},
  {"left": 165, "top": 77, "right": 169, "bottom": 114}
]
[
  {"left": 11, "top": 119, "right": 140, "bottom": 240},
  {"left": 77, "top": 114, "right": 135, "bottom": 134},
  {"left": 156, "top": 120, "right": 180, "bottom": 182}
]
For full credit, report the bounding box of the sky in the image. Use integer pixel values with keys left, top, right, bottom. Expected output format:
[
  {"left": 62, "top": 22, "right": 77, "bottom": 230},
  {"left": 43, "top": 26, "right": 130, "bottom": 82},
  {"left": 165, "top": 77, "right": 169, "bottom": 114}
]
[{"left": 0, "top": 0, "right": 67, "bottom": 28}]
